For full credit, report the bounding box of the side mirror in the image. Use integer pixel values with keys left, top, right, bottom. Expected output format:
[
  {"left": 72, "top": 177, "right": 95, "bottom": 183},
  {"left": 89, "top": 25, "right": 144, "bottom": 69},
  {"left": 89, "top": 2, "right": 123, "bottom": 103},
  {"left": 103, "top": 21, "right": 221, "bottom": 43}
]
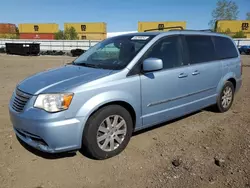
[{"left": 142, "top": 58, "right": 163, "bottom": 72}]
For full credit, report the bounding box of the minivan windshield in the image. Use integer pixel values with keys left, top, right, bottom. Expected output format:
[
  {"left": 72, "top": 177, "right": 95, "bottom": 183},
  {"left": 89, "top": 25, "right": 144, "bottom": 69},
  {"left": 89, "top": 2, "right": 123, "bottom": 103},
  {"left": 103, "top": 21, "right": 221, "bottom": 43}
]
[{"left": 73, "top": 35, "right": 154, "bottom": 70}]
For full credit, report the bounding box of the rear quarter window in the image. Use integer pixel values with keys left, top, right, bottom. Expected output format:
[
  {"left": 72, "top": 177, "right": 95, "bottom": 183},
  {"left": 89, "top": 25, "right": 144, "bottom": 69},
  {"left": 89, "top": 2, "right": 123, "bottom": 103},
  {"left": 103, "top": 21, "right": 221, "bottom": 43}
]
[{"left": 213, "top": 36, "right": 238, "bottom": 59}]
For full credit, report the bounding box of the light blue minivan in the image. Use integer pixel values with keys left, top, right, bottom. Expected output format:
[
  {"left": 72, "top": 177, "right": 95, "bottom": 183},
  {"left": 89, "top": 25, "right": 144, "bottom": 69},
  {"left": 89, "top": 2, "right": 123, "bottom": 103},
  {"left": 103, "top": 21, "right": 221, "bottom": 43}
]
[{"left": 9, "top": 28, "right": 242, "bottom": 159}]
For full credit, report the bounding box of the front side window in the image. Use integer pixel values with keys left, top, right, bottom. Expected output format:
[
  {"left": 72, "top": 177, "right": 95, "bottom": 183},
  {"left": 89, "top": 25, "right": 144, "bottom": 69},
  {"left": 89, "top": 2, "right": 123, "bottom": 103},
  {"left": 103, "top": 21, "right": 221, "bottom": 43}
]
[
  {"left": 185, "top": 35, "right": 217, "bottom": 64},
  {"left": 142, "top": 36, "right": 183, "bottom": 69},
  {"left": 73, "top": 35, "right": 154, "bottom": 70}
]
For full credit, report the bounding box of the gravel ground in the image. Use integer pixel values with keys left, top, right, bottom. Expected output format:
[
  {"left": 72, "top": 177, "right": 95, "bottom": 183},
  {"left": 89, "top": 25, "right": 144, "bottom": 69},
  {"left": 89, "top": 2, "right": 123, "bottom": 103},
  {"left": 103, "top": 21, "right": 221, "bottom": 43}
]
[{"left": 0, "top": 54, "right": 249, "bottom": 188}]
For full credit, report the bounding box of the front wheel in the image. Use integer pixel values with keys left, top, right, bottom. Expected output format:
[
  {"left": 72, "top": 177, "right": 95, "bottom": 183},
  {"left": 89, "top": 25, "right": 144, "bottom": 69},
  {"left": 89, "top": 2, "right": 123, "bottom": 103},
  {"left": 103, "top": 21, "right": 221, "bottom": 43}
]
[
  {"left": 82, "top": 105, "right": 133, "bottom": 159},
  {"left": 214, "top": 81, "right": 235, "bottom": 113}
]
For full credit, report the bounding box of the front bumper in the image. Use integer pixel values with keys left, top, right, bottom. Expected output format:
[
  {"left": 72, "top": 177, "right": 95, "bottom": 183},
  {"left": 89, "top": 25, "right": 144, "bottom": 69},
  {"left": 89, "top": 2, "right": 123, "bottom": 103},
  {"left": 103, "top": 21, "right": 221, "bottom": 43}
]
[{"left": 9, "top": 104, "right": 86, "bottom": 153}]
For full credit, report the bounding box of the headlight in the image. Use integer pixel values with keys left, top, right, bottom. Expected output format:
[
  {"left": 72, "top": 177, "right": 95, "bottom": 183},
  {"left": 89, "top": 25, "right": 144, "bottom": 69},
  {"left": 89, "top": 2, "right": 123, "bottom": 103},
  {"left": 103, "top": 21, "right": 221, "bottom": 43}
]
[{"left": 34, "top": 93, "right": 73, "bottom": 112}]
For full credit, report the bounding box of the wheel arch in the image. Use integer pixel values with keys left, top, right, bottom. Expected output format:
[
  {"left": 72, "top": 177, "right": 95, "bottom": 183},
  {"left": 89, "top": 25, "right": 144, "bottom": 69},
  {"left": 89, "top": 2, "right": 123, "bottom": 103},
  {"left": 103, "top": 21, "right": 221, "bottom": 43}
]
[
  {"left": 86, "top": 101, "right": 137, "bottom": 130},
  {"left": 227, "top": 77, "right": 236, "bottom": 90},
  {"left": 76, "top": 90, "right": 140, "bottom": 130},
  {"left": 217, "top": 72, "right": 237, "bottom": 94}
]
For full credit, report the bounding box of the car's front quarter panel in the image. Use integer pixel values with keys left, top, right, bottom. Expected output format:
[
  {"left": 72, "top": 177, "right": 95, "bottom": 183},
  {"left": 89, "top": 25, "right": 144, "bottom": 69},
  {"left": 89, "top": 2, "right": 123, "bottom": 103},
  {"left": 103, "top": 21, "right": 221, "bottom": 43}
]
[{"left": 69, "top": 71, "right": 142, "bottom": 131}]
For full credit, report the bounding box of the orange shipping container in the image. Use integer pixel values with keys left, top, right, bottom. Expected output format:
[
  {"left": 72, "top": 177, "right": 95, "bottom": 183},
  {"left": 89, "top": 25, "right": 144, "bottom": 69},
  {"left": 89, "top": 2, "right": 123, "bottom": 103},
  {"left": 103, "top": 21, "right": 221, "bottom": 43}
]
[
  {"left": 0, "top": 23, "right": 16, "bottom": 34},
  {"left": 19, "top": 33, "right": 55, "bottom": 40}
]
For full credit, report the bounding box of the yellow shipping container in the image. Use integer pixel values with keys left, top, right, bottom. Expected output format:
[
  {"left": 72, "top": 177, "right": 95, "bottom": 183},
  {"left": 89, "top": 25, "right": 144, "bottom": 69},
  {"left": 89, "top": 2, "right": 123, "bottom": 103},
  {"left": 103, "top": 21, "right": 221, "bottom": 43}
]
[
  {"left": 215, "top": 20, "right": 250, "bottom": 33},
  {"left": 18, "top": 23, "right": 59, "bottom": 33},
  {"left": 138, "top": 21, "right": 186, "bottom": 32},
  {"left": 64, "top": 22, "right": 106, "bottom": 33},
  {"left": 78, "top": 33, "right": 106, "bottom": 40}
]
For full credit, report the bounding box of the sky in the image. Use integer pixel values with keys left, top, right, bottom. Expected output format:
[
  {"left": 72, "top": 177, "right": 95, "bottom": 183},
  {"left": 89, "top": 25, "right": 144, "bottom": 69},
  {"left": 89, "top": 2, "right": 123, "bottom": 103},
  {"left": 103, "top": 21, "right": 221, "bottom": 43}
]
[{"left": 0, "top": 0, "right": 249, "bottom": 32}]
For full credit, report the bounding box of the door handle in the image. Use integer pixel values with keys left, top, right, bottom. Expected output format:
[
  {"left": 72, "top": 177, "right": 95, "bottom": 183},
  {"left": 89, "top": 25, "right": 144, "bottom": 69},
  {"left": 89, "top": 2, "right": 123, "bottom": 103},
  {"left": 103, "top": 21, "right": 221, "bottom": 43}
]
[
  {"left": 178, "top": 73, "right": 188, "bottom": 78},
  {"left": 192, "top": 70, "right": 200, "bottom": 75}
]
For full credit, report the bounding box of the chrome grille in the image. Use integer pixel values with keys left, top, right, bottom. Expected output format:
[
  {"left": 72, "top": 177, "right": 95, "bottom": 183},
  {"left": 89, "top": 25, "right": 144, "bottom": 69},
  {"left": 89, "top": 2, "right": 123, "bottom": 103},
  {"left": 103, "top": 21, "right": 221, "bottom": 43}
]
[{"left": 12, "top": 88, "right": 32, "bottom": 112}]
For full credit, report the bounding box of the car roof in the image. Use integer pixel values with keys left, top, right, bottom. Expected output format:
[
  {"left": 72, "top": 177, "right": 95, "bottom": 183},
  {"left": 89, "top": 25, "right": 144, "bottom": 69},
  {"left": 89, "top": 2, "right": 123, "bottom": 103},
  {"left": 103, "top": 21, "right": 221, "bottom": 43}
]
[
  {"left": 119, "top": 30, "right": 231, "bottom": 38},
  {"left": 121, "top": 32, "right": 161, "bottom": 36}
]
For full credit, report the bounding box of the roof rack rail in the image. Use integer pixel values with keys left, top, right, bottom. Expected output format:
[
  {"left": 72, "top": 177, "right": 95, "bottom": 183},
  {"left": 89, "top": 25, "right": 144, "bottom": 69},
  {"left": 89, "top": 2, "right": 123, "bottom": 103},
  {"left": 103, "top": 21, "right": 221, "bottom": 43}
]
[
  {"left": 144, "top": 26, "right": 184, "bottom": 32},
  {"left": 144, "top": 27, "right": 215, "bottom": 33},
  {"left": 199, "top": 29, "right": 214, "bottom": 32},
  {"left": 168, "top": 29, "right": 215, "bottom": 32}
]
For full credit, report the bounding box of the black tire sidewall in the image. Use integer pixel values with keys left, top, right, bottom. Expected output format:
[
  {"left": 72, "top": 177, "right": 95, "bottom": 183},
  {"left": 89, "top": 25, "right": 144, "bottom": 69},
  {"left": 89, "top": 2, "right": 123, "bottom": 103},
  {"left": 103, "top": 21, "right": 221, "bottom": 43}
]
[
  {"left": 82, "top": 105, "right": 133, "bottom": 159},
  {"left": 217, "top": 81, "right": 235, "bottom": 112}
]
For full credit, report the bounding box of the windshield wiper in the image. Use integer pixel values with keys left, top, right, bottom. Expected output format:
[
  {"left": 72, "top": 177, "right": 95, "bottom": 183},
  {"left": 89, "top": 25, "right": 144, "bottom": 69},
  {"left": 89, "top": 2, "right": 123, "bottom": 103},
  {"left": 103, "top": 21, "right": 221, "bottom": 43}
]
[{"left": 66, "top": 61, "right": 75, "bottom": 65}]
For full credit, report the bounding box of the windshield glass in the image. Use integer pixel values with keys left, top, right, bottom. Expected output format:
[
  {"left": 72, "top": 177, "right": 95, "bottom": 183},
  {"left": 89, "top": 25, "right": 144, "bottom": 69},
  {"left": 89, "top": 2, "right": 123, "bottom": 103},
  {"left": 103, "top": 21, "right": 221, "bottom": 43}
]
[{"left": 73, "top": 35, "right": 154, "bottom": 70}]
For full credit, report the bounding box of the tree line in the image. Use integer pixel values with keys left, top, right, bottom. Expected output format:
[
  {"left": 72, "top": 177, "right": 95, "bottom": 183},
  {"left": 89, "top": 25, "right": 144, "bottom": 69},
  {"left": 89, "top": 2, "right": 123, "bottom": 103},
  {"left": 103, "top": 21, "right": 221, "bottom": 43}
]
[{"left": 54, "top": 27, "right": 78, "bottom": 40}]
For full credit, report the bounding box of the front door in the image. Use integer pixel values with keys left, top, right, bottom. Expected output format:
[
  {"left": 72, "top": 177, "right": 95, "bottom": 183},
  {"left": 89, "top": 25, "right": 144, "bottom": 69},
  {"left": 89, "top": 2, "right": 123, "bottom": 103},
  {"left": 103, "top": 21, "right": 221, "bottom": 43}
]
[{"left": 140, "top": 35, "right": 192, "bottom": 127}]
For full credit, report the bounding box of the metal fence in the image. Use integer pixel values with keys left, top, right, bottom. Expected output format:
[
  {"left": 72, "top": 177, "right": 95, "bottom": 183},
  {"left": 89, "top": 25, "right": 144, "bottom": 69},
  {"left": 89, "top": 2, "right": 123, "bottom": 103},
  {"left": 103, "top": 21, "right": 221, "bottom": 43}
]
[
  {"left": 234, "top": 38, "right": 250, "bottom": 47},
  {"left": 0, "top": 39, "right": 101, "bottom": 51},
  {"left": 0, "top": 38, "right": 250, "bottom": 52}
]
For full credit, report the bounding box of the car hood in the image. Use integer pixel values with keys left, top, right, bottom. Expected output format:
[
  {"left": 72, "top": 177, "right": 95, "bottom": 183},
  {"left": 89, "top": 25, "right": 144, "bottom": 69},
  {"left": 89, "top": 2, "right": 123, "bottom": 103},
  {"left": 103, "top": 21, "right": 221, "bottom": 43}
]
[{"left": 17, "top": 65, "right": 113, "bottom": 95}]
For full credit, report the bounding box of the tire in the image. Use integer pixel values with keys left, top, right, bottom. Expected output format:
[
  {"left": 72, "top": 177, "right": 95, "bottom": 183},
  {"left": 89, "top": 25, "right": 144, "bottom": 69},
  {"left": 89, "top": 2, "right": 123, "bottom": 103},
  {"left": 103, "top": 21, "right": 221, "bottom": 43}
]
[
  {"left": 82, "top": 105, "right": 133, "bottom": 159},
  {"left": 214, "top": 81, "right": 235, "bottom": 113}
]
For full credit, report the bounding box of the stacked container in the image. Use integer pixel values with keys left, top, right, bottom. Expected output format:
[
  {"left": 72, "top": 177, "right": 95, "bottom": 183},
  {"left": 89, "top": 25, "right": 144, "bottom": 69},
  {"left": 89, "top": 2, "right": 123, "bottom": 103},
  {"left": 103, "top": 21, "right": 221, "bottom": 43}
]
[
  {"left": 18, "top": 23, "right": 59, "bottom": 40},
  {"left": 215, "top": 20, "right": 250, "bottom": 38},
  {"left": 64, "top": 22, "right": 107, "bottom": 40},
  {"left": 138, "top": 21, "right": 186, "bottom": 32},
  {"left": 0, "top": 23, "right": 17, "bottom": 38}
]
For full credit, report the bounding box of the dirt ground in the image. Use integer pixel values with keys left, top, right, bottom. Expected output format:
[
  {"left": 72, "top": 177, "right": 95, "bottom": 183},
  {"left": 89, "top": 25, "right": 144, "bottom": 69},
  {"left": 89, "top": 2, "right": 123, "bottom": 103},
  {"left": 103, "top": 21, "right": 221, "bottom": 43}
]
[{"left": 0, "top": 54, "right": 249, "bottom": 188}]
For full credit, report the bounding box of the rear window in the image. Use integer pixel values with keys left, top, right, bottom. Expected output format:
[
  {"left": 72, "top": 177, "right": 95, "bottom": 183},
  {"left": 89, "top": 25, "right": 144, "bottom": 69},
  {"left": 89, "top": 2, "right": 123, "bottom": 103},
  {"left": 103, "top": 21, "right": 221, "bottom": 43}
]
[
  {"left": 185, "top": 35, "right": 217, "bottom": 64},
  {"left": 213, "top": 36, "right": 238, "bottom": 59}
]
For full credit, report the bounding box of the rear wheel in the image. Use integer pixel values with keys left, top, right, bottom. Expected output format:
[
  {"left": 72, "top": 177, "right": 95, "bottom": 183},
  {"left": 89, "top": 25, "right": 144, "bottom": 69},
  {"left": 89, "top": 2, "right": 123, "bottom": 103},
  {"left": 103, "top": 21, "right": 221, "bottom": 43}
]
[
  {"left": 82, "top": 105, "right": 133, "bottom": 159},
  {"left": 214, "top": 81, "right": 235, "bottom": 113}
]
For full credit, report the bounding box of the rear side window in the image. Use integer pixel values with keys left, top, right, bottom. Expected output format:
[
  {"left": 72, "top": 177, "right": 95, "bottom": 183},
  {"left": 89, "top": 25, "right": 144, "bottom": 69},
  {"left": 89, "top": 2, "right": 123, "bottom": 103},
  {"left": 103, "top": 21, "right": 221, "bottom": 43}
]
[
  {"left": 185, "top": 35, "right": 217, "bottom": 64},
  {"left": 213, "top": 36, "right": 238, "bottom": 59}
]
